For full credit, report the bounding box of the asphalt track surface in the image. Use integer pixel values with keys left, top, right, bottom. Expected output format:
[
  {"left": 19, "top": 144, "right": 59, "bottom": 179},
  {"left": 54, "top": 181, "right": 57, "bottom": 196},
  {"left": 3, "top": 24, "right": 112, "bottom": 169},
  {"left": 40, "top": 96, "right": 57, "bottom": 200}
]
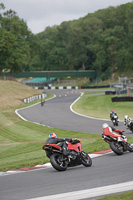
[
  {"left": 16, "top": 90, "right": 132, "bottom": 136},
  {"left": 0, "top": 90, "right": 133, "bottom": 200}
]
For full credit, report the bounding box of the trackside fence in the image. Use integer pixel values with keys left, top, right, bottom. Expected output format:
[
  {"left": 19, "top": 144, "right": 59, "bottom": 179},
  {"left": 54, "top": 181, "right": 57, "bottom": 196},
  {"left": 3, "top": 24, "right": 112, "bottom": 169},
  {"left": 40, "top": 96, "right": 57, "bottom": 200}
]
[
  {"left": 23, "top": 93, "right": 47, "bottom": 104},
  {"left": 34, "top": 86, "right": 79, "bottom": 90}
]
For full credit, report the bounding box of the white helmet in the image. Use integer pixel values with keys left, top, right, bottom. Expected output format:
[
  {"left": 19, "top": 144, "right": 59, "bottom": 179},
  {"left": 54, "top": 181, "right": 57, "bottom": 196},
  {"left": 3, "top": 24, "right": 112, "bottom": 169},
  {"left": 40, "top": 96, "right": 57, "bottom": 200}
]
[
  {"left": 125, "top": 115, "right": 128, "bottom": 119},
  {"left": 102, "top": 123, "right": 109, "bottom": 129},
  {"left": 49, "top": 133, "right": 57, "bottom": 138}
]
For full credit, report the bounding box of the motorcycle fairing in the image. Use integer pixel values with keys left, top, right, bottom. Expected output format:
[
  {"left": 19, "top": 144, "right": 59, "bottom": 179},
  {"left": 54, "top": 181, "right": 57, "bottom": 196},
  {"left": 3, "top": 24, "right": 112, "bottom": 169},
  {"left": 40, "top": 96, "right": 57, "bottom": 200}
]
[
  {"left": 67, "top": 141, "right": 81, "bottom": 152},
  {"left": 43, "top": 144, "right": 62, "bottom": 150}
]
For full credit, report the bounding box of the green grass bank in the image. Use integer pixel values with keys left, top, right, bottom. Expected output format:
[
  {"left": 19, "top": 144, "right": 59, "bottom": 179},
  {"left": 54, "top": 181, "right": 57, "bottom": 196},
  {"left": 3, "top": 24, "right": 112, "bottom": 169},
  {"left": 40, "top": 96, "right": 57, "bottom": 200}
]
[{"left": 72, "top": 93, "right": 133, "bottom": 120}]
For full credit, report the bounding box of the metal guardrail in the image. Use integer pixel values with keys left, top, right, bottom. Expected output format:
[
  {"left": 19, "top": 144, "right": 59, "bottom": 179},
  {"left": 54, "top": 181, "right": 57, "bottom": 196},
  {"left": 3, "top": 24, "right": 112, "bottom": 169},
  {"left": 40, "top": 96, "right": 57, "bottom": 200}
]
[{"left": 23, "top": 93, "right": 47, "bottom": 103}]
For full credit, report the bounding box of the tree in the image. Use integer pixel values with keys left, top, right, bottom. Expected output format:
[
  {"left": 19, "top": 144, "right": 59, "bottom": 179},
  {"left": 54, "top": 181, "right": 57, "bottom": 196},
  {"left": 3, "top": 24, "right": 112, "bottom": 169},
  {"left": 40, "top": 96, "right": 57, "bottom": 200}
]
[
  {"left": 0, "top": 3, "right": 5, "bottom": 75},
  {"left": 28, "top": 2, "right": 133, "bottom": 74},
  {"left": 0, "top": 4, "right": 32, "bottom": 78}
]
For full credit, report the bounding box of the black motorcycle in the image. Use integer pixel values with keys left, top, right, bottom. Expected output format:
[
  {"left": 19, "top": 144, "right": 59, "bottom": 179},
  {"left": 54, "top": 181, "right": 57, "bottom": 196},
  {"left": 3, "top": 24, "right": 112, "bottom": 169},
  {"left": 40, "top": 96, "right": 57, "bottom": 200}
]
[
  {"left": 110, "top": 113, "right": 119, "bottom": 126},
  {"left": 42, "top": 139, "right": 92, "bottom": 171},
  {"left": 41, "top": 99, "right": 45, "bottom": 106},
  {"left": 126, "top": 121, "right": 133, "bottom": 133}
]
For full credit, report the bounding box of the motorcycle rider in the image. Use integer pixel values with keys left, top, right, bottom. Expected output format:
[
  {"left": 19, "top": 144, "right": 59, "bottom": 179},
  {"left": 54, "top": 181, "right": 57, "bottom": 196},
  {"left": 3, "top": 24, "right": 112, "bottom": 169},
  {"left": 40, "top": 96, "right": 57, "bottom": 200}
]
[
  {"left": 110, "top": 109, "right": 118, "bottom": 121},
  {"left": 41, "top": 98, "right": 45, "bottom": 106},
  {"left": 124, "top": 115, "right": 132, "bottom": 129},
  {"left": 45, "top": 133, "right": 73, "bottom": 157},
  {"left": 102, "top": 123, "right": 123, "bottom": 138}
]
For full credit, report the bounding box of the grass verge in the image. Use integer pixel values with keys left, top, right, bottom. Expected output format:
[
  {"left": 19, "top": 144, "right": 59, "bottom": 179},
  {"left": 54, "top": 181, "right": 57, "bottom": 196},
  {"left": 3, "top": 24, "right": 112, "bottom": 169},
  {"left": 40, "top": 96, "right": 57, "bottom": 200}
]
[
  {"left": 98, "top": 190, "right": 133, "bottom": 200},
  {"left": 72, "top": 93, "right": 133, "bottom": 120},
  {"left": 0, "top": 113, "right": 109, "bottom": 171}
]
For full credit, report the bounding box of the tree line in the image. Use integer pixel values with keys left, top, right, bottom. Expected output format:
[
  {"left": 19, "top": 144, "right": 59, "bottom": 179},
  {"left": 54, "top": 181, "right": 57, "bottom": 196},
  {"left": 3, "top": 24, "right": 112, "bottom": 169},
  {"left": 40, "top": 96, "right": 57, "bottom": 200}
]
[
  {"left": 0, "top": 3, "right": 34, "bottom": 77},
  {"left": 0, "top": 2, "right": 133, "bottom": 76}
]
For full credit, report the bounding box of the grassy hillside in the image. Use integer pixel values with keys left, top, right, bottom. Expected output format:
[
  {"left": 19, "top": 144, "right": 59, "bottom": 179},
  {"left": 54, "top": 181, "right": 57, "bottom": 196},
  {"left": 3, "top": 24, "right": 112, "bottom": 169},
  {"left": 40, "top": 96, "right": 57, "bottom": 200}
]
[{"left": 0, "top": 80, "right": 45, "bottom": 109}]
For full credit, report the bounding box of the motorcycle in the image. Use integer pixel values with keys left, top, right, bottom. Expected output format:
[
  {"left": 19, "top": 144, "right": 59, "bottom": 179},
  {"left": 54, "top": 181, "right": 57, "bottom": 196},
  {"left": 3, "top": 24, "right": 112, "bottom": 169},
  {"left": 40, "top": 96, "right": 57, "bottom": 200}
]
[
  {"left": 102, "top": 131, "right": 133, "bottom": 155},
  {"left": 41, "top": 100, "right": 45, "bottom": 106},
  {"left": 42, "top": 139, "right": 92, "bottom": 171},
  {"left": 124, "top": 121, "right": 133, "bottom": 133},
  {"left": 111, "top": 113, "right": 119, "bottom": 126},
  {"left": 128, "top": 122, "right": 133, "bottom": 133}
]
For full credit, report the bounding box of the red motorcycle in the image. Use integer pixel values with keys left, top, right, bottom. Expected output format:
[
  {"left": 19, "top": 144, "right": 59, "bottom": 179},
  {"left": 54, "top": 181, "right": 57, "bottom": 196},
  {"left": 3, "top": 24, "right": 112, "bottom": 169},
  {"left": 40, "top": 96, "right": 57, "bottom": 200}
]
[
  {"left": 102, "top": 131, "right": 133, "bottom": 155},
  {"left": 42, "top": 139, "right": 92, "bottom": 171}
]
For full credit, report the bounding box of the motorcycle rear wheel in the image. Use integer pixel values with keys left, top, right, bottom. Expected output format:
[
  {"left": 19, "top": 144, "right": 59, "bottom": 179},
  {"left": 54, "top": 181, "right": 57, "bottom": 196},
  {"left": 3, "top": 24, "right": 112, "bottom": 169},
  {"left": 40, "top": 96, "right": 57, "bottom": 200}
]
[
  {"left": 113, "top": 119, "right": 118, "bottom": 126},
  {"left": 50, "top": 153, "right": 67, "bottom": 171},
  {"left": 110, "top": 141, "right": 123, "bottom": 155},
  {"left": 115, "top": 120, "right": 118, "bottom": 126},
  {"left": 81, "top": 152, "right": 92, "bottom": 167}
]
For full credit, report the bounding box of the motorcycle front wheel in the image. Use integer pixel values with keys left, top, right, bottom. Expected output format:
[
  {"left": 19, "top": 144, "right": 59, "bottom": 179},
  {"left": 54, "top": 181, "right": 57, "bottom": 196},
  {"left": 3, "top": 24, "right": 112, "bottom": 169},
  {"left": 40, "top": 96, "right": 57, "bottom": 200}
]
[
  {"left": 110, "top": 141, "right": 123, "bottom": 155},
  {"left": 112, "top": 120, "right": 115, "bottom": 126},
  {"left": 50, "top": 153, "right": 67, "bottom": 171},
  {"left": 81, "top": 152, "right": 92, "bottom": 167},
  {"left": 127, "top": 144, "right": 133, "bottom": 152}
]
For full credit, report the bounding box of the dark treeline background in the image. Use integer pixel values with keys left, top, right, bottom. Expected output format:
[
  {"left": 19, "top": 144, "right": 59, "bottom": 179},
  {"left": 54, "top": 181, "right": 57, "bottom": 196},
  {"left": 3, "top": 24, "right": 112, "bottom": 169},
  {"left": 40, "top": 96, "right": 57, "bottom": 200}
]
[{"left": 0, "top": 2, "right": 133, "bottom": 76}]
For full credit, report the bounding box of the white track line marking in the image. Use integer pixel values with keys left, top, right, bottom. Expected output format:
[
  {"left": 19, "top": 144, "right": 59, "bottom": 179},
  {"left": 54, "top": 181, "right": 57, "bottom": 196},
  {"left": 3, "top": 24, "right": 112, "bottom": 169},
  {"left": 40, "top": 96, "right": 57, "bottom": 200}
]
[
  {"left": 25, "top": 181, "right": 133, "bottom": 200},
  {"left": 70, "top": 92, "right": 123, "bottom": 122},
  {"left": 15, "top": 95, "right": 56, "bottom": 121}
]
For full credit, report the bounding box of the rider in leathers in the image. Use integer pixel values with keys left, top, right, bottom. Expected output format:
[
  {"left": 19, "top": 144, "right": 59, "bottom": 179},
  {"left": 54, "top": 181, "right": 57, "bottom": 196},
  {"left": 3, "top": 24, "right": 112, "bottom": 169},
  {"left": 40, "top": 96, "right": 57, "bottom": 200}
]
[
  {"left": 102, "top": 123, "right": 123, "bottom": 138},
  {"left": 124, "top": 115, "right": 133, "bottom": 129},
  {"left": 45, "top": 133, "right": 73, "bottom": 157},
  {"left": 110, "top": 109, "right": 118, "bottom": 121}
]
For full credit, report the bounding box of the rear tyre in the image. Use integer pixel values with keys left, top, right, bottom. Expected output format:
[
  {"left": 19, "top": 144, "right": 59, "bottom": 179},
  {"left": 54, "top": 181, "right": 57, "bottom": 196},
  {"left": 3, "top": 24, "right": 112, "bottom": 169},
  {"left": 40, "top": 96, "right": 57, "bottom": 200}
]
[
  {"left": 115, "top": 119, "right": 118, "bottom": 126},
  {"left": 113, "top": 119, "right": 118, "bottom": 126},
  {"left": 81, "top": 152, "right": 92, "bottom": 167},
  {"left": 110, "top": 141, "right": 123, "bottom": 155},
  {"left": 50, "top": 153, "right": 67, "bottom": 171}
]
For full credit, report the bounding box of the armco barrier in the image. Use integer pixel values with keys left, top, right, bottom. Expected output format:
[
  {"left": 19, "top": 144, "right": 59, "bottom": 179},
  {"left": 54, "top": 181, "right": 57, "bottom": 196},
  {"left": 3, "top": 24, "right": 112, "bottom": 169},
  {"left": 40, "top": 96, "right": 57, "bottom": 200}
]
[
  {"left": 35, "top": 86, "right": 79, "bottom": 90},
  {"left": 112, "top": 96, "right": 133, "bottom": 102},
  {"left": 80, "top": 85, "right": 109, "bottom": 89},
  {"left": 23, "top": 93, "right": 47, "bottom": 103},
  {"left": 35, "top": 85, "right": 109, "bottom": 90}
]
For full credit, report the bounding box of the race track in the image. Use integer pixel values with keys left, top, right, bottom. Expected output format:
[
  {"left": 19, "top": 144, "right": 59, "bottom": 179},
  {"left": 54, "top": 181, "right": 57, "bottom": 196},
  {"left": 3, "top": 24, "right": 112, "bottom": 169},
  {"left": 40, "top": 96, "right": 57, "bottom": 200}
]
[
  {"left": 16, "top": 90, "right": 131, "bottom": 136},
  {"left": 0, "top": 89, "right": 133, "bottom": 200}
]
